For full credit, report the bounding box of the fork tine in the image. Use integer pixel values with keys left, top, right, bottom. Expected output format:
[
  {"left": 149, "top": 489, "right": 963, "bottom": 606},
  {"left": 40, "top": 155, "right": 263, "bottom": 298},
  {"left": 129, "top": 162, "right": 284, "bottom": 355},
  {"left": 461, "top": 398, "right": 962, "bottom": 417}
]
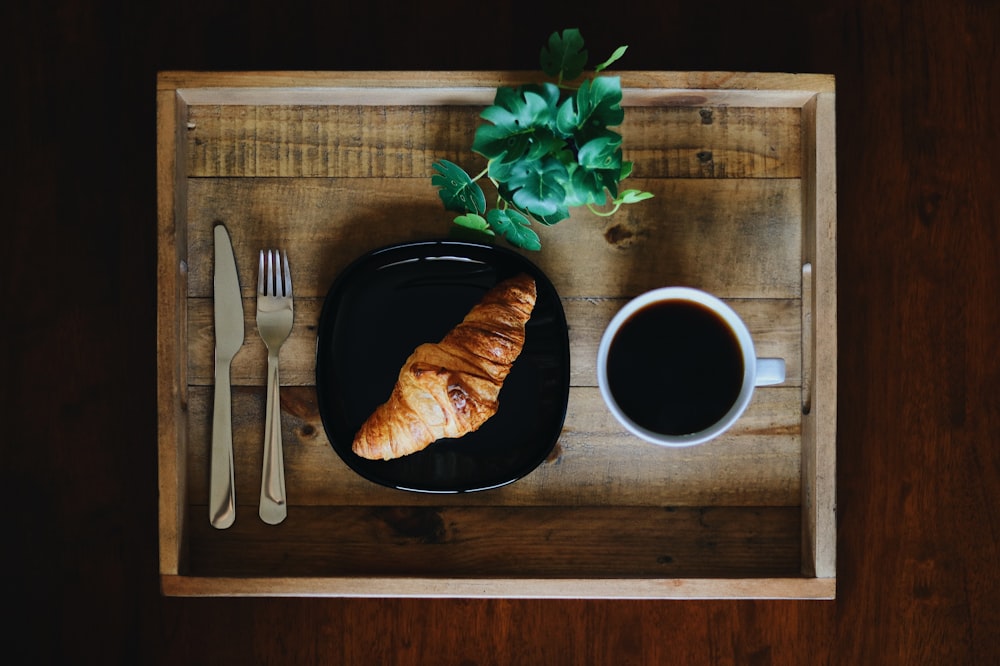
[
  {"left": 268, "top": 249, "right": 277, "bottom": 296},
  {"left": 282, "top": 250, "right": 291, "bottom": 297},
  {"left": 257, "top": 250, "right": 265, "bottom": 295}
]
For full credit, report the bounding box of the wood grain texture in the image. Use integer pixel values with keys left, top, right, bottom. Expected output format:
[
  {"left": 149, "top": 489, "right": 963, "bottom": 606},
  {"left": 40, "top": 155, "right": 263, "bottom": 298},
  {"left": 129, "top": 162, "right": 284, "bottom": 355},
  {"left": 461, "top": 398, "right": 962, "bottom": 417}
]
[
  {"left": 183, "top": 103, "right": 803, "bottom": 179},
  {"left": 179, "top": 178, "right": 804, "bottom": 300},
  {"left": 10, "top": 0, "right": 999, "bottom": 664},
  {"left": 180, "top": 385, "right": 802, "bottom": 508},
  {"left": 157, "top": 69, "right": 828, "bottom": 594},
  {"left": 181, "top": 505, "right": 802, "bottom": 579}
]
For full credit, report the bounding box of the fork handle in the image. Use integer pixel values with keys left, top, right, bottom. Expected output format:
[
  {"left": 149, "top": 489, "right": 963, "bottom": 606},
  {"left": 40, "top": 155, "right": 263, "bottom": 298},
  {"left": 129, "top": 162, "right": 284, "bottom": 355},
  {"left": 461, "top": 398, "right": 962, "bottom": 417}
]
[
  {"left": 209, "top": 358, "right": 236, "bottom": 529},
  {"left": 259, "top": 351, "right": 287, "bottom": 525}
]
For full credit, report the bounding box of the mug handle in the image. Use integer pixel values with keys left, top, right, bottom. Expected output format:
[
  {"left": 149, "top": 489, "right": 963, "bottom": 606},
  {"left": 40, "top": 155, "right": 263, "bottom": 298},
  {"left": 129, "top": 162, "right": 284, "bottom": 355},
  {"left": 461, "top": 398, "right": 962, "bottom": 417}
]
[{"left": 755, "top": 358, "right": 786, "bottom": 386}]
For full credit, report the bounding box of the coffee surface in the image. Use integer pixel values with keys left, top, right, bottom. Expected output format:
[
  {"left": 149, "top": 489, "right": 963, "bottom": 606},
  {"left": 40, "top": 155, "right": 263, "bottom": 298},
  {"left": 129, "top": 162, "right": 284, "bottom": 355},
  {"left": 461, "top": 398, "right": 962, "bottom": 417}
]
[{"left": 607, "top": 300, "right": 744, "bottom": 435}]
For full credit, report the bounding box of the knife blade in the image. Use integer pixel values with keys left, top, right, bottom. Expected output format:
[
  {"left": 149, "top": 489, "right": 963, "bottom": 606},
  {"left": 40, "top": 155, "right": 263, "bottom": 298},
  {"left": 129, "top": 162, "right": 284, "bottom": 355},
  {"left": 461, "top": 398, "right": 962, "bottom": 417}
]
[{"left": 210, "top": 223, "right": 244, "bottom": 529}]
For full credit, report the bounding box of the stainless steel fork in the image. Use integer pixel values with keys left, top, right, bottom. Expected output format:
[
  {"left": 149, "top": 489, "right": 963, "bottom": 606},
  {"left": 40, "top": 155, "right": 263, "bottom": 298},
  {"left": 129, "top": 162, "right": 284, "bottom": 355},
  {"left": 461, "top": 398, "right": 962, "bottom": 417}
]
[{"left": 256, "top": 249, "right": 294, "bottom": 525}]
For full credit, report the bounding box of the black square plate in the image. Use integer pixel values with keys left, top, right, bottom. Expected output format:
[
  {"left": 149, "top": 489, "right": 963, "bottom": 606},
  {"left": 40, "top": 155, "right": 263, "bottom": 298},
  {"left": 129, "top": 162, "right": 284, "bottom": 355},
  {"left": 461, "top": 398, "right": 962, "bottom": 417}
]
[{"left": 315, "top": 241, "right": 570, "bottom": 493}]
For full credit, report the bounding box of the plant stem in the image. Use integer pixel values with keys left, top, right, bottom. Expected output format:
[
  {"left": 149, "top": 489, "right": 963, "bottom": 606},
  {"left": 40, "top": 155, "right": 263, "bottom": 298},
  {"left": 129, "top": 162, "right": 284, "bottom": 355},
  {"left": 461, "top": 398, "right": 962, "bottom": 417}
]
[{"left": 587, "top": 201, "right": 623, "bottom": 217}]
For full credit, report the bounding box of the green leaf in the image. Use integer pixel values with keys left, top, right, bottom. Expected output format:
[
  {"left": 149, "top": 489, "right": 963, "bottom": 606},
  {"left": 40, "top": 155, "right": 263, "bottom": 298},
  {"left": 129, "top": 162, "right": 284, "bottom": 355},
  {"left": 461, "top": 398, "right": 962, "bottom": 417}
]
[
  {"left": 568, "top": 176, "right": 600, "bottom": 207},
  {"left": 519, "top": 82, "right": 563, "bottom": 113},
  {"left": 488, "top": 131, "right": 567, "bottom": 183},
  {"left": 506, "top": 159, "right": 569, "bottom": 217},
  {"left": 616, "top": 189, "right": 655, "bottom": 204},
  {"left": 555, "top": 96, "right": 579, "bottom": 136},
  {"left": 431, "top": 160, "right": 486, "bottom": 214},
  {"left": 556, "top": 78, "right": 625, "bottom": 141},
  {"left": 489, "top": 88, "right": 555, "bottom": 129},
  {"left": 486, "top": 208, "right": 541, "bottom": 251},
  {"left": 594, "top": 45, "right": 628, "bottom": 73},
  {"left": 487, "top": 156, "right": 517, "bottom": 183},
  {"left": 452, "top": 213, "right": 494, "bottom": 233},
  {"left": 570, "top": 167, "right": 608, "bottom": 206},
  {"left": 577, "top": 136, "right": 622, "bottom": 170},
  {"left": 576, "top": 76, "right": 624, "bottom": 129},
  {"left": 531, "top": 207, "right": 571, "bottom": 226},
  {"left": 473, "top": 124, "right": 532, "bottom": 163},
  {"left": 540, "top": 28, "right": 588, "bottom": 81},
  {"left": 597, "top": 166, "right": 621, "bottom": 199},
  {"left": 473, "top": 86, "right": 557, "bottom": 162},
  {"left": 525, "top": 127, "right": 564, "bottom": 161}
]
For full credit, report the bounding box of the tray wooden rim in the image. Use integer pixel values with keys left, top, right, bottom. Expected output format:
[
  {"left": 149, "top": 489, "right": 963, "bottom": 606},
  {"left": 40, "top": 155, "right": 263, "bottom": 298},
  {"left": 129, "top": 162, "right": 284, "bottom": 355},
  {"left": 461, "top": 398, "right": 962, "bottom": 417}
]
[
  {"left": 161, "top": 574, "right": 837, "bottom": 600},
  {"left": 156, "top": 70, "right": 836, "bottom": 599}
]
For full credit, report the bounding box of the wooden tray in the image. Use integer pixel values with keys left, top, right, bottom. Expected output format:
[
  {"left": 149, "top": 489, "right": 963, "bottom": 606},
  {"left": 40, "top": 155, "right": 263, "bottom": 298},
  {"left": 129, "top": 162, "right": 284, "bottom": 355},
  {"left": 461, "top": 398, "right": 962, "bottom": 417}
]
[{"left": 156, "top": 71, "right": 836, "bottom": 598}]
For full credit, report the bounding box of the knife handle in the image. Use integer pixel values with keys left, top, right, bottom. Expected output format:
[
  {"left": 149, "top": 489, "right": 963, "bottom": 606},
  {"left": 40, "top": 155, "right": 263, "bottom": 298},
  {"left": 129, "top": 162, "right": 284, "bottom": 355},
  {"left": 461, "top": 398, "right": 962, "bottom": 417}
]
[{"left": 209, "top": 360, "right": 237, "bottom": 529}]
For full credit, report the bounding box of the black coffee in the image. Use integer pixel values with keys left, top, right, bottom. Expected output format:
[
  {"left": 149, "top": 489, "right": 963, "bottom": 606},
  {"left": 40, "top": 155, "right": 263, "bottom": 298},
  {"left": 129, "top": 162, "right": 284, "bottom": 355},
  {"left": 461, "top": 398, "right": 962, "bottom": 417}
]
[{"left": 606, "top": 300, "right": 744, "bottom": 435}]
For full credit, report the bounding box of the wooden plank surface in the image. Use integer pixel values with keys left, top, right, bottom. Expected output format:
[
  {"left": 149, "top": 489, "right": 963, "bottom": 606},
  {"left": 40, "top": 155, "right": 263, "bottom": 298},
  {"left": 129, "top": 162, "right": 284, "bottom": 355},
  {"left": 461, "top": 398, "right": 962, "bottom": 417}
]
[
  {"left": 182, "top": 385, "right": 802, "bottom": 508},
  {"left": 184, "top": 104, "right": 803, "bottom": 179},
  {"left": 156, "top": 70, "right": 831, "bottom": 595},
  {"left": 181, "top": 177, "right": 804, "bottom": 300},
  {"left": 183, "top": 506, "right": 802, "bottom": 579}
]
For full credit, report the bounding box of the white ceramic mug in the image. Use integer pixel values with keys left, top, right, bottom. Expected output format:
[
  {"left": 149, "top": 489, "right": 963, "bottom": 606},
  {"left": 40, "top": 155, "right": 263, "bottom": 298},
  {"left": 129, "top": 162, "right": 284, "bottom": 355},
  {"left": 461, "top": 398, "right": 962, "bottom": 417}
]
[{"left": 596, "top": 287, "right": 785, "bottom": 447}]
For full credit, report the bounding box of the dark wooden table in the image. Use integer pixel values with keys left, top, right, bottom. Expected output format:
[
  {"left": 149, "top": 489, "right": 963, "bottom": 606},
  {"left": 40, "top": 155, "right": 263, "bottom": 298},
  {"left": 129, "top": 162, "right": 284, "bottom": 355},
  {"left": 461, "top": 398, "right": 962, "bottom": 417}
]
[{"left": 8, "top": 0, "right": 998, "bottom": 663}]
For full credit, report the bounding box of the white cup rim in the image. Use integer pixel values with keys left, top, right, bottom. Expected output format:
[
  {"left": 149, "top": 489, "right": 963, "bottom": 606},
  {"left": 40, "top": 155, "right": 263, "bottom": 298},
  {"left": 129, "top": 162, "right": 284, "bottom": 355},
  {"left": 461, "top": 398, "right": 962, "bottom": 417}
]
[{"left": 596, "top": 287, "right": 758, "bottom": 447}]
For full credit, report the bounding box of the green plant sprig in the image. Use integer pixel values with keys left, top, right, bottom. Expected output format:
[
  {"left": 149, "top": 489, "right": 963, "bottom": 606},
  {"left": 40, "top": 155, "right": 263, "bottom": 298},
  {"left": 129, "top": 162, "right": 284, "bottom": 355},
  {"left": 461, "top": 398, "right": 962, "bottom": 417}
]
[{"left": 431, "top": 28, "right": 653, "bottom": 251}]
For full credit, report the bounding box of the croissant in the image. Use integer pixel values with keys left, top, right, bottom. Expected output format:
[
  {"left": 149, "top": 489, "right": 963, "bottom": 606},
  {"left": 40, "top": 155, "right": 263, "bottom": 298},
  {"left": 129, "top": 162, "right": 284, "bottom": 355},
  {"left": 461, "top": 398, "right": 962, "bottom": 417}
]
[{"left": 352, "top": 273, "right": 538, "bottom": 461}]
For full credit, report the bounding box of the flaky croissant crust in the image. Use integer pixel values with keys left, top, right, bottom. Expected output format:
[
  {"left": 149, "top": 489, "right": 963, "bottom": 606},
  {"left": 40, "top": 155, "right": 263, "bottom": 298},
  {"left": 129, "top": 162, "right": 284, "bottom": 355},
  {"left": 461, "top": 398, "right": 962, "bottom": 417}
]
[{"left": 352, "top": 273, "right": 537, "bottom": 461}]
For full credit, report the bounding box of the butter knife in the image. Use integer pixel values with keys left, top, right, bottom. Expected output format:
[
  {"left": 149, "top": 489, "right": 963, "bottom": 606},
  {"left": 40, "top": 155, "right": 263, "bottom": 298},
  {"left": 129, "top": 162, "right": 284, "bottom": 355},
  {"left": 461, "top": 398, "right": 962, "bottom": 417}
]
[{"left": 210, "top": 224, "right": 244, "bottom": 529}]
